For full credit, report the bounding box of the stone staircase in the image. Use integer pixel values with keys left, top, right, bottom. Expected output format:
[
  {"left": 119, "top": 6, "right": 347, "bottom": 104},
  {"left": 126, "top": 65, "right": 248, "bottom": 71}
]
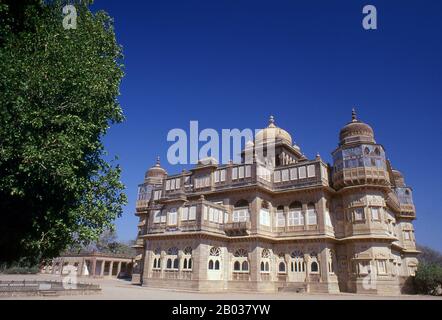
[{"left": 277, "top": 282, "right": 307, "bottom": 293}]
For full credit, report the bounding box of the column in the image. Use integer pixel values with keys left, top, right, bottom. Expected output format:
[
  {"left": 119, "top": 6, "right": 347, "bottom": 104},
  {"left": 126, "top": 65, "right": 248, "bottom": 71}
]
[
  {"left": 109, "top": 261, "right": 114, "bottom": 277},
  {"left": 117, "top": 261, "right": 122, "bottom": 278},
  {"left": 92, "top": 258, "right": 97, "bottom": 277},
  {"left": 100, "top": 260, "right": 105, "bottom": 277}
]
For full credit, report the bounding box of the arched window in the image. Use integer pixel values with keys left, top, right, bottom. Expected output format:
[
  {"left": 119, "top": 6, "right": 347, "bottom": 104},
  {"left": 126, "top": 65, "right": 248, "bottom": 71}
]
[
  {"left": 153, "top": 258, "right": 158, "bottom": 269},
  {"left": 234, "top": 248, "right": 248, "bottom": 257},
  {"left": 290, "top": 250, "right": 305, "bottom": 273},
  {"left": 208, "top": 260, "right": 214, "bottom": 270},
  {"left": 182, "top": 247, "right": 192, "bottom": 271},
  {"left": 233, "top": 248, "right": 249, "bottom": 273},
  {"left": 209, "top": 247, "right": 221, "bottom": 256},
  {"left": 167, "top": 247, "right": 178, "bottom": 255},
  {"left": 261, "top": 249, "right": 271, "bottom": 258},
  {"left": 307, "top": 203, "right": 317, "bottom": 225},
  {"left": 260, "top": 262, "right": 265, "bottom": 271},
  {"left": 311, "top": 261, "right": 319, "bottom": 273},
  {"left": 215, "top": 260, "right": 220, "bottom": 270},
  {"left": 279, "top": 262, "right": 286, "bottom": 273},
  {"left": 166, "top": 247, "right": 179, "bottom": 271},
  {"left": 265, "top": 262, "right": 270, "bottom": 271}
]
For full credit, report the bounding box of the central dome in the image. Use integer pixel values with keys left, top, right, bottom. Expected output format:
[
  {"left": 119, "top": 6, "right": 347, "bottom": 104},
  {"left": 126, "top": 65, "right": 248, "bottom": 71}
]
[{"left": 255, "top": 116, "right": 292, "bottom": 145}]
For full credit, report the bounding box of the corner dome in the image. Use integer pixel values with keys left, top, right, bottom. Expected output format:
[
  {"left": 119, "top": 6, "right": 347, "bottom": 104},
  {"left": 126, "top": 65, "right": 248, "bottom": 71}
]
[
  {"left": 145, "top": 156, "right": 167, "bottom": 179},
  {"left": 339, "top": 109, "right": 375, "bottom": 145},
  {"left": 255, "top": 116, "right": 292, "bottom": 145}
]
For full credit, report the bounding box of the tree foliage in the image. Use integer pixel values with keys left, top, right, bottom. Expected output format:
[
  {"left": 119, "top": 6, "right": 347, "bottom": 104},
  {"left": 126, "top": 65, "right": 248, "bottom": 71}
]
[
  {"left": 0, "top": 0, "right": 127, "bottom": 265},
  {"left": 414, "top": 263, "right": 442, "bottom": 296},
  {"left": 417, "top": 245, "right": 442, "bottom": 266}
]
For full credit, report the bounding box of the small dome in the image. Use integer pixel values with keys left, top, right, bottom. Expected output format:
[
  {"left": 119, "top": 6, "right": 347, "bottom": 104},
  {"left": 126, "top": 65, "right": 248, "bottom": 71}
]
[
  {"left": 391, "top": 169, "right": 406, "bottom": 187},
  {"left": 255, "top": 116, "right": 292, "bottom": 145},
  {"left": 145, "top": 156, "right": 167, "bottom": 179},
  {"left": 339, "top": 109, "right": 375, "bottom": 145}
]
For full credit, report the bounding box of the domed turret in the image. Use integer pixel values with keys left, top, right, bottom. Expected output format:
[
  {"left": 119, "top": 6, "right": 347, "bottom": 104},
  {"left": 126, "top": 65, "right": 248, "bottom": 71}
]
[
  {"left": 145, "top": 156, "right": 167, "bottom": 184},
  {"left": 391, "top": 169, "right": 406, "bottom": 187},
  {"left": 339, "top": 109, "right": 375, "bottom": 146},
  {"left": 255, "top": 116, "right": 293, "bottom": 145}
]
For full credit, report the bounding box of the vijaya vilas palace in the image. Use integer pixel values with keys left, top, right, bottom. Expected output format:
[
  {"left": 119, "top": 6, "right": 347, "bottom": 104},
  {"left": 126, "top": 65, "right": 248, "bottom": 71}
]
[{"left": 132, "top": 111, "right": 418, "bottom": 295}]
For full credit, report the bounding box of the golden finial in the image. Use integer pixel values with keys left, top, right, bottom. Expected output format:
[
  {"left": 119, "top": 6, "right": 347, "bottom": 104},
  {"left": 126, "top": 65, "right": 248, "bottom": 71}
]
[{"left": 352, "top": 108, "right": 357, "bottom": 122}]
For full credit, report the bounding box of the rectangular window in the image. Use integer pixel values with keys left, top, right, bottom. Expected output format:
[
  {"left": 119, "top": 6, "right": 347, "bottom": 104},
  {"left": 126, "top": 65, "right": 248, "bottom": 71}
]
[
  {"left": 354, "top": 208, "right": 365, "bottom": 221},
  {"left": 277, "top": 210, "right": 285, "bottom": 227},
  {"left": 168, "top": 209, "right": 177, "bottom": 225},
  {"left": 377, "top": 260, "right": 387, "bottom": 274},
  {"left": 181, "top": 207, "right": 189, "bottom": 221},
  {"left": 209, "top": 207, "right": 214, "bottom": 222},
  {"left": 153, "top": 190, "right": 162, "bottom": 200},
  {"left": 233, "top": 209, "right": 249, "bottom": 222},
  {"left": 371, "top": 207, "right": 380, "bottom": 221},
  {"left": 245, "top": 165, "right": 251, "bottom": 178},
  {"left": 224, "top": 212, "right": 229, "bottom": 223},
  {"left": 239, "top": 166, "right": 245, "bottom": 179},
  {"left": 203, "top": 205, "right": 208, "bottom": 220},
  {"left": 359, "top": 261, "right": 370, "bottom": 275},
  {"left": 170, "top": 179, "right": 176, "bottom": 190},
  {"left": 307, "top": 209, "right": 317, "bottom": 225},
  {"left": 219, "top": 209, "right": 223, "bottom": 223},
  {"left": 153, "top": 210, "right": 161, "bottom": 223},
  {"left": 290, "top": 168, "right": 298, "bottom": 180},
  {"left": 189, "top": 206, "right": 196, "bottom": 220},
  {"left": 175, "top": 178, "right": 180, "bottom": 189},
  {"left": 274, "top": 171, "right": 281, "bottom": 183},
  {"left": 307, "top": 165, "right": 316, "bottom": 178},
  {"left": 298, "top": 166, "right": 307, "bottom": 179},
  {"left": 282, "top": 169, "right": 289, "bottom": 182},
  {"left": 165, "top": 180, "right": 171, "bottom": 191},
  {"left": 296, "top": 210, "right": 304, "bottom": 226},
  {"left": 404, "top": 231, "right": 411, "bottom": 240},
  {"left": 220, "top": 169, "right": 226, "bottom": 182},
  {"left": 232, "top": 167, "right": 238, "bottom": 180},
  {"left": 214, "top": 171, "right": 220, "bottom": 183},
  {"left": 260, "top": 209, "right": 270, "bottom": 226}
]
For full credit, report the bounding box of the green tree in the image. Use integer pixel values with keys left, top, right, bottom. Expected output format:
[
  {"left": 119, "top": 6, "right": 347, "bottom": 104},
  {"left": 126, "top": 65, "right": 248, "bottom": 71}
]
[
  {"left": 414, "top": 263, "right": 442, "bottom": 296},
  {"left": 0, "top": 0, "right": 127, "bottom": 265}
]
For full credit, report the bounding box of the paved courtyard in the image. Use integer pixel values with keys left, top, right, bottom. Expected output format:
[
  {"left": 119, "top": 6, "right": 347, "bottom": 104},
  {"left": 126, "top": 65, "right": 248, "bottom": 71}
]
[{"left": 0, "top": 274, "right": 441, "bottom": 300}]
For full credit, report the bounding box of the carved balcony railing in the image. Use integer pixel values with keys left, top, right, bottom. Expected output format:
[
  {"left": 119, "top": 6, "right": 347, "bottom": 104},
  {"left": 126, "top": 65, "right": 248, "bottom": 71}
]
[{"left": 223, "top": 222, "right": 251, "bottom": 236}]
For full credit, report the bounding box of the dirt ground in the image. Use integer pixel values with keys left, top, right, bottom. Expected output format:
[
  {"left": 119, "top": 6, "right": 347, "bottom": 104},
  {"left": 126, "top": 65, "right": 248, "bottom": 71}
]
[{"left": 1, "top": 274, "right": 441, "bottom": 300}]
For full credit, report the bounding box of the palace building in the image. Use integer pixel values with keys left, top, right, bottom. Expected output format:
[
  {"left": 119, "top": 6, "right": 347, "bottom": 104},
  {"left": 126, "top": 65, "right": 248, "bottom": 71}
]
[{"left": 131, "top": 111, "right": 418, "bottom": 294}]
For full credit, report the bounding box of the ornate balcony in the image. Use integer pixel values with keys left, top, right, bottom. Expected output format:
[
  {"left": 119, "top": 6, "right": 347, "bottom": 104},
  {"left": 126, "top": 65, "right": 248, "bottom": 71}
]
[
  {"left": 333, "top": 167, "right": 390, "bottom": 189},
  {"left": 223, "top": 222, "right": 251, "bottom": 236}
]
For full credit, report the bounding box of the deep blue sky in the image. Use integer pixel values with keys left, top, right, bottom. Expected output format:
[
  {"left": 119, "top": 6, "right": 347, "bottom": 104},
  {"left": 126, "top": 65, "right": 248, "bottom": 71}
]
[{"left": 91, "top": 1, "right": 442, "bottom": 250}]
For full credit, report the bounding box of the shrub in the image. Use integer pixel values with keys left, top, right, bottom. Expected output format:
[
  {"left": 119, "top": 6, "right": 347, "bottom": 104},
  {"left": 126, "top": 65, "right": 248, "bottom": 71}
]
[{"left": 414, "top": 263, "right": 442, "bottom": 296}]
